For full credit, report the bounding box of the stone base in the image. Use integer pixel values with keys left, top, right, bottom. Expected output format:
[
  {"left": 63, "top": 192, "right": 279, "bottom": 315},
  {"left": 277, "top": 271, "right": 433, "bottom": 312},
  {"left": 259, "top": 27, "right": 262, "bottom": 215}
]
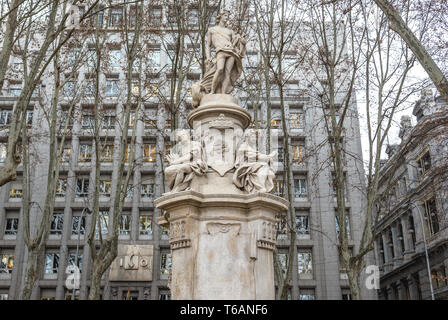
[{"left": 155, "top": 191, "right": 288, "bottom": 300}]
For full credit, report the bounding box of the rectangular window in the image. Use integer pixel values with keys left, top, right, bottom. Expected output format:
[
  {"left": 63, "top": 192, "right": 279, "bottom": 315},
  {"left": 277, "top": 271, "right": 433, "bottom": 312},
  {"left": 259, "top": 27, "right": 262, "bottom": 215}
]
[
  {"left": 119, "top": 215, "right": 131, "bottom": 236},
  {"left": 44, "top": 253, "right": 60, "bottom": 274},
  {"left": 101, "top": 144, "right": 114, "bottom": 162},
  {"left": 139, "top": 215, "right": 153, "bottom": 236},
  {"left": 64, "top": 81, "right": 77, "bottom": 97},
  {"left": 72, "top": 215, "right": 86, "bottom": 235},
  {"left": 417, "top": 150, "right": 431, "bottom": 177},
  {"left": 109, "top": 50, "right": 121, "bottom": 67},
  {"left": 277, "top": 147, "right": 284, "bottom": 162},
  {"left": 61, "top": 148, "right": 71, "bottom": 162},
  {"left": 109, "top": 7, "right": 123, "bottom": 27},
  {"left": 292, "top": 144, "right": 304, "bottom": 163},
  {"left": 102, "top": 115, "right": 116, "bottom": 129},
  {"left": 149, "top": 49, "right": 161, "bottom": 68},
  {"left": 271, "top": 119, "right": 281, "bottom": 129},
  {"left": 99, "top": 179, "right": 111, "bottom": 197},
  {"left": 56, "top": 178, "right": 67, "bottom": 197},
  {"left": 141, "top": 183, "right": 154, "bottom": 198},
  {"left": 4, "top": 218, "right": 19, "bottom": 236},
  {"left": 272, "top": 179, "right": 284, "bottom": 197},
  {"left": 9, "top": 84, "right": 22, "bottom": 96},
  {"left": 160, "top": 253, "right": 172, "bottom": 278},
  {"left": 298, "top": 252, "right": 313, "bottom": 277},
  {"left": 0, "top": 253, "right": 14, "bottom": 274},
  {"left": 144, "top": 119, "right": 157, "bottom": 129},
  {"left": 81, "top": 114, "right": 94, "bottom": 129},
  {"left": 188, "top": 8, "right": 199, "bottom": 25},
  {"left": 9, "top": 188, "right": 22, "bottom": 199},
  {"left": 143, "top": 144, "right": 157, "bottom": 162},
  {"left": 76, "top": 178, "right": 89, "bottom": 197},
  {"left": 431, "top": 267, "right": 447, "bottom": 289},
  {"left": 335, "top": 214, "right": 351, "bottom": 239},
  {"left": 79, "top": 144, "right": 92, "bottom": 162},
  {"left": 0, "top": 143, "right": 7, "bottom": 162},
  {"left": 85, "top": 81, "right": 96, "bottom": 96},
  {"left": 0, "top": 293, "right": 8, "bottom": 300},
  {"left": 106, "top": 80, "right": 119, "bottom": 96},
  {"left": 59, "top": 110, "right": 74, "bottom": 129},
  {"left": 97, "top": 210, "right": 109, "bottom": 236},
  {"left": 0, "top": 109, "right": 12, "bottom": 125},
  {"left": 50, "top": 213, "right": 64, "bottom": 235},
  {"left": 149, "top": 8, "right": 162, "bottom": 26},
  {"left": 296, "top": 216, "right": 310, "bottom": 236},
  {"left": 294, "top": 179, "right": 307, "bottom": 199},
  {"left": 278, "top": 253, "right": 288, "bottom": 276},
  {"left": 26, "top": 110, "right": 33, "bottom": 126},
  {"left": 68, "top": 253, "right": 82, "bottom": 270},
  {"left": 424, "top": 198, "right": 439, "bottom": 235},
  {"left": 290, "top": 112, "right": 303, "bottom": 129},
  {"left": 299, "top": 289, "right": 315, "bottom": 300}
]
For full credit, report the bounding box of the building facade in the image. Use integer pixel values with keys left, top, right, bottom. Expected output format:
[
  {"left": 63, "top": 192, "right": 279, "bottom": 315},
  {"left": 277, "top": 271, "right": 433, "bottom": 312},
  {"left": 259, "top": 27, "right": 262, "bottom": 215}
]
[
  {"left": 373, "top": 89, "right": 448, "bottom": 300},
  {"left": 0, "top": 2, "right": 374, "bottom": 300}
]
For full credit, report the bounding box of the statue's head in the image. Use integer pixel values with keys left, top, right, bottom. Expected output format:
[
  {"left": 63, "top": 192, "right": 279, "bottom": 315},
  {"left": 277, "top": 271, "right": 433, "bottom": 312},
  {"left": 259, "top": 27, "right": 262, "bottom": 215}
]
[
  {"left": 216, "top": 10, "right": 229, "bottom": 26},
  {"left": 244, "top": 129, "right": 257, "bottom": 145}
]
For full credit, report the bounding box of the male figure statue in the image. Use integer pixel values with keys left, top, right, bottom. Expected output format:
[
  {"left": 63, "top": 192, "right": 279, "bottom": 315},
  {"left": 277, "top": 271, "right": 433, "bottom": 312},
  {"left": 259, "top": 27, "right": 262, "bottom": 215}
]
[{"left": 191, "top": 11, "right": 246, "bottom": 106}]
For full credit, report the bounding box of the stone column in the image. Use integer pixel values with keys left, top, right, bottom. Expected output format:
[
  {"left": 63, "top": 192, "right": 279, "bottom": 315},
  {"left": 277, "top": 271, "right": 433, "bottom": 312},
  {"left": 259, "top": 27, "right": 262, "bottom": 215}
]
[
  {"left": 390, "top": 224, "right": 402, "bottom": 267},
  {"left": 381, "top": 232, "right": 392, "bottom": 272},
  {"left": 155, "top": 94, "right": 288, "bottom": 299}
]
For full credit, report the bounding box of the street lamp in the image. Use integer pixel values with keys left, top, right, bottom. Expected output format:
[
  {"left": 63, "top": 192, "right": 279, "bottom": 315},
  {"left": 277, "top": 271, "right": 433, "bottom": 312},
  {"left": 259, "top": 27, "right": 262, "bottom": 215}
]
[
  {"left": 409, "top": 202, "right": 435, "bottom": 300},
  {"left": 72, "top": 207, "right": 92, "bottom": 300}
]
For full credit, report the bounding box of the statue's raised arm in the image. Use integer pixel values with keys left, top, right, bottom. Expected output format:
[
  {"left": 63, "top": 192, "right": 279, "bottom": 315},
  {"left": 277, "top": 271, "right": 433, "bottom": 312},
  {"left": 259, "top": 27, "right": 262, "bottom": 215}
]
[{"left": 191, "top": 11, "right": 246, "bottom": 107}]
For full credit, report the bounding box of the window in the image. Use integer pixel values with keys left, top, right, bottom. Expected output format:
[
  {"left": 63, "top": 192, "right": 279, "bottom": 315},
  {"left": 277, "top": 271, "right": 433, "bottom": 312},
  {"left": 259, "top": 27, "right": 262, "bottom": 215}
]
[
  {"left": 26, "top": 110, "right": 33, "bottom": 126},
  {"left": 87, "top": 50, "right": 97, "bottom": 68},
  {"left": 68, "top": 253, "right": 83, "bottom": 270},
  {"left": 277, "top": 147, "right": 284, "bottom": 162},
  {"left": 292, "top": 144, "right": 304, "bottom": 163},
  {"left": 298, "top": 251, "right": 313, "bottom": 277},
  {"left": 97, "top": 210, "right": 109, "bottom": 236},
  {"left": 106, "top": 80, "right": 119, "bottom": 96},
  {"left": 416, "top": 150, "right": 431, "bottom": 177},
  {"left": 44, "top": 253, "right": 60, "bottom": 274},
  {"left": 431, "top": 267, "right": 447, "bottom": 289},
  {"left": 0, "top": 253, "right": 14, "bottom": 274},
  {"left": 188, "top": 8, "right": 199, "bottom": 26},
  {"left": 76, "top": 178, "right": 89, "bottom": 197},
  {"left": 278, "top": 253, "right": 288, "bottom": 276},
  {"left": 9, "top": 188, "right": 22, "bottom": 199},
  {"left": 59, "top": 110, "right": 74, "bottom": 129},
  {"left": 85, "top": 81, "right": 96, "bottom": 96},
  {"left": 65, "top": 290, "right": 80, "bottom": 300},
  {"left": 56, "top": 178, "right": 67, "bottom": 197},
  {"left": 68, "top": 49, "right": 81, "bottom": 67},
  {"left": 109, "top": 50, "right": 121, "bottom": 67},
  {"left": 4, "top": 217, "right": 18, "bottom": 236},
  {"left": 424, "top": 198, "right": 439, "bottom": 235},
  {"left": 0, "top": 143, "right": 6, "bottom": 162},
  {"left": 271, "top": 119, "right": 281, "bottom": 129},
  {"left": 79, "top": 144, "right": 92, "bottom": 162},
  {"left": 72, "top": 215, "right": 86, "bottom": 235},
  {"left": 99, "top": 179, "right": 111, "bottom": 197},
  {"left": 64, "top": 81, "right": 77, "bottom": 97},
  {"left": 119, "top": 215, "right": 131, "bottom": 236},
  {"left": 276, "top": 214, "right": 288, "bottom": 239},
  {"left": 9, "top": 84, "right": 22, "bottom": 96},
  {"left": 0, "top": 293, "right": 8, "bottom": 300},
  {"left": 81, "top": 114, "right": 94, "bottom": 129},
  {"left": 160, "top": 225, "right": 169, "bottom": 239},
  {"left": 294, "top": 178, "right": 307, "bottom": 199},
  {"left": 290, "top": 112, "right": 303, "bottom": 129},
  {"left": 144, "top": 118, "right": 157, "bottom": 129},
  {"left": 296, "top": 215, "right": 310, "bottom": 236},
  {"left": 342, "top": 289, "right": 352, "bottom": 300},
  {"left": 143, "top": 144, "right": 157, "bottom": 162},
  {"left": 61, "top": 148, "right": 71, "bottom": 162},
  {"left": 141, "top": 183, "right": 154, "bottom": 198},
  {"left": 101, "top": 144, "right": 114, "bottom": 162},
  {"left": 332, "top": 173, "right": 348, "bottom": 199},
  {"left": 335, "top": 213, "right": 351, "bottom": 239},
  {"left": 299, "top": 289, "right": 315, "bottom": 300},
  {"left": 149, "top": 49, "right": 161, "bottom": 68},
  {"left": 159, "top": 290, "right": 171, "bottom": 300},
  {"left": 139, "top": 215, "right": 153, "bottom": 236},
  {"left": 160, "top": 253, "right": 172, "bottom": 278},
  {"left": 272, "top": 179, "right": 284, "bottom": 197},
  {"left": 0, "top": 109, "right": 12, "bottom": 125},
  {"left": 102, "top": 115, "right": 116, "bottom": 129},
  {"left": 149, "top": 8, "right": 162, "bottom": 26},
  {"left": 50, "top": 213, "right": 64, "bottom": 235},
  {"left": 109, "top": 7, "right": 123, "bottom": 27}
]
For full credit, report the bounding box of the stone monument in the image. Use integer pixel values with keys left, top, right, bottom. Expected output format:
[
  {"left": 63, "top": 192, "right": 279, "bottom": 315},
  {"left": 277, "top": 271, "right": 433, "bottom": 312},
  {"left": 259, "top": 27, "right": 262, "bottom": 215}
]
[{"left": 155, "top": 11, "right": 288, "bottom": 300}]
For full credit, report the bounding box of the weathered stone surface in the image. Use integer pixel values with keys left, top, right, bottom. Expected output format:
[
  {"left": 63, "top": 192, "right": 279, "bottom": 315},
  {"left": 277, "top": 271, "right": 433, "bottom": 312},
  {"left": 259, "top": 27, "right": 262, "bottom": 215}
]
[{"left": 109, "top": 244, "right": 153, "bottom": 282}]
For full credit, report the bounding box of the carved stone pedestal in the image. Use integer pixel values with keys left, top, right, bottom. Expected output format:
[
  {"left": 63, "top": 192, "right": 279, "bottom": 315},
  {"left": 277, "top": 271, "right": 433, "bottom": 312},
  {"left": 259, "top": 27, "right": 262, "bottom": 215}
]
[
  {"left": 155, "top": 94, "right": 288, "bottom": 299},
  {"left": 155, "top": 191, "right": 288, "bottom": 299}
]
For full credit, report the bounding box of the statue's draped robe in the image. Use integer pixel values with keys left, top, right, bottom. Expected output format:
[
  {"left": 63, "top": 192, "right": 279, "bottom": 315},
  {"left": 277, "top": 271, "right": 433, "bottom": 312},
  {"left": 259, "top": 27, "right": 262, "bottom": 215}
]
[
  {"left": 232, "top": 143, "right": 275, "bottom": 193},
  {"left": 165, "top": 141, "right": 207, "bottom": 192}
]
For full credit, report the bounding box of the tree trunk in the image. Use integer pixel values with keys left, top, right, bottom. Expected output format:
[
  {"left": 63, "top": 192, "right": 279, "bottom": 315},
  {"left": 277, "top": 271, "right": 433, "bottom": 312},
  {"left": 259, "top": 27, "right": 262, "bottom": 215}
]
[
  {"left": 21, "top": 247, "right": 44, "bottom": 300},
  {"left": 347, "top": 263, "right": 362, "bottom": 300}
]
